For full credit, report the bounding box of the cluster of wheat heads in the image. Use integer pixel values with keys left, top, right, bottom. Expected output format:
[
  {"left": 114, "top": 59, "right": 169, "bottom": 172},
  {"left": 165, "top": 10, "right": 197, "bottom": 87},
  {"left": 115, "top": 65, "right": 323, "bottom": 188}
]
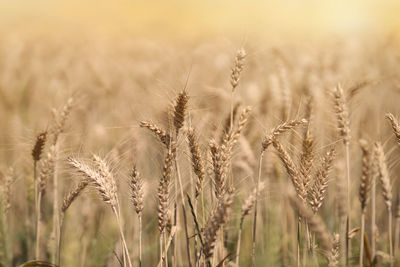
[{"left": 2, "top": 37, "right": 400, "bottom": 267}]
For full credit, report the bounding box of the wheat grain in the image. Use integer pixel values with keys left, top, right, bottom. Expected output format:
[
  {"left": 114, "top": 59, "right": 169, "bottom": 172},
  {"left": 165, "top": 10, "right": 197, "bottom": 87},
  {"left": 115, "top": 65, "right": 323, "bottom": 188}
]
[
  {"left": 262, "top": 118, "right": 307, "bottom": 151},
  {"left": 187, "top": 128, "right": 205, "bottom": 199}
]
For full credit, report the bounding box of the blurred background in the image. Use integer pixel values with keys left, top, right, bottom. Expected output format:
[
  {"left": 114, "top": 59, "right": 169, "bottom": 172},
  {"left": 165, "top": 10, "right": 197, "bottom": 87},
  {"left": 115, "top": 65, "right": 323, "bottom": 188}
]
[{"left": 0, "top": 0, "right": 399, "bottom": 40}]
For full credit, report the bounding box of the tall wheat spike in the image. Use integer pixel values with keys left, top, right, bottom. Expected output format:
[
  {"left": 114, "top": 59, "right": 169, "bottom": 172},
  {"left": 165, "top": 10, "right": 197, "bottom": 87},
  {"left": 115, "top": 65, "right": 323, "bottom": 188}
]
[
  {"left": 36, "top": 145, "right": 56, "bottom": 260},
  {"left": 332, "top": 84, "right": 351, "bottom": 266},
  {"left": 188, "top": 128, "right": 205, "bottom": 199},
  {"left": 130, "top": 165, "right": 144, "bottom": 267},
  {"left": 140, "top": 121, "right": 171, "bottom": 148},
  {"left": 262, "top": 118, "right": 308, "bottom": 151},
  {"left": 386, "top": 113, "right": 400, "bottom": 145},
  {"left": 157, "top": 143, "right": 176, "bottom": 264},
  {"left": 230, "top": 48, "right": 247, "bottom": 133},
  {"left": 68, "top": 156, "right": 132, "bottom": 267},
  {"left": 373, "top": 142, "right": 393, "bottom": 267},
  {"left": 309, "top": 147, "right": 335, "bottom": 214},
  {"left": 173, "top": 90, "right": 188, "bottom": 136}
]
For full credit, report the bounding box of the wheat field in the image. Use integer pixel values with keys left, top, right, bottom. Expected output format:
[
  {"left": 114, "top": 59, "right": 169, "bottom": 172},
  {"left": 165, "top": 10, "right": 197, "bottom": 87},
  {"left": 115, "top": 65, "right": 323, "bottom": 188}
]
[{"left": 1, "top": 1, "right": 400, "bottom": 267}]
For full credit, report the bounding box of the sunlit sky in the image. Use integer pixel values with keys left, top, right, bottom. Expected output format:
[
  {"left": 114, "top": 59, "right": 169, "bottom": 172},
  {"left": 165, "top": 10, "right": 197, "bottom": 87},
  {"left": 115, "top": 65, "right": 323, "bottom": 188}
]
[{"left": 0, "top": 0, "right": 399, "bottom": 40}]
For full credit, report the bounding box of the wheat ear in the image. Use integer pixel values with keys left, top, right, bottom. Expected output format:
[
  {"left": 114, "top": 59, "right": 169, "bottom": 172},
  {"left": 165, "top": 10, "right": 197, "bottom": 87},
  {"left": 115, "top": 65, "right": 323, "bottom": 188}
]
[
  {"left": 129, "top": 165, "right": 144, "bottom": 267},
  {"left": 173, "top": 90, "right": 188, "bottom": 136},
  {"left": 140, "top": 121, "right": 171, "bottom": 148},
  {"left": 251, "top": 118, "right": 306, "bottom": 265},
  {"left": 358, "top": 139, "right": 371, "bottom": 267},
  {"left": 309, "top": 147, "right": 335, "bottom": 214},
  {"left": 36, "top": 145, "right": 56, "bottom": 260},
  {"left": 328, "top": 233, "right": 340, "bottom": 267},
  {"left": 386, "top": 113, "right": 400, "bottom": 145},
  {"left": 230, "top": 48, "right": 246, "bottom": 132},
  {"left": 68, "top": 156, "right": 132, "bottom": 267},
  {"left": 262, "top": 118, "right": 308, "bottom": 151},
  {"left": 188, "top": 128, "right": 205, "bottom": 199},
  {"left": 157, "top": 143, "right": 176, "bottom": 263},
  {"left": 332, "top": 84, "right": 351, "bottom": 266},
  {"left": 373, "top": 142, "right": 393, "bottom": 267},
  {"left": 272, "top": 140, "right": 306, "bottom": 202},
  {"left": 32, "top": 132, "right": 47, "bottom": 226}
]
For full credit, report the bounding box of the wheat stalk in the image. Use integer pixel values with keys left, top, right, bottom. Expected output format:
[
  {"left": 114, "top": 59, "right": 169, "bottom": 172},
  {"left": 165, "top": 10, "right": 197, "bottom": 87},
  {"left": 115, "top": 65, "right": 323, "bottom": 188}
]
[
  {"left": 251, "top": 118, "right": 306, "bottom": 265},
  {"left": 358, "top": 139, "right": 371, "bottom": 267},
  {"left": 130, "top": 164, "right": 144, "bottom": 267},
  {"left": 236, "top": 182, "right": 265, "bottom": 267},
  {"left": 332, "top": 84, "right": 351, "bottom": 266},
  {"left": 288, "top": 189, "right": 333, "bottom": 252},
  {"left": 203, "top": 194, "right": 233, "bottom": 262},
  {"left": 36, "top": 145, "right": 56, "bottom": 260},
  {"left": 373, "top": 142, "right": 393, "bottom": 267}
]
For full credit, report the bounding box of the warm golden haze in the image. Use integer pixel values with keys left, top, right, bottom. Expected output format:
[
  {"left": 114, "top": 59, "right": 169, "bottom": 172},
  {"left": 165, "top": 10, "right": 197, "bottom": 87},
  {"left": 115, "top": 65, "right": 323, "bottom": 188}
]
[{"left": 1, "top": 1, "right": 400, "bottom": 267}]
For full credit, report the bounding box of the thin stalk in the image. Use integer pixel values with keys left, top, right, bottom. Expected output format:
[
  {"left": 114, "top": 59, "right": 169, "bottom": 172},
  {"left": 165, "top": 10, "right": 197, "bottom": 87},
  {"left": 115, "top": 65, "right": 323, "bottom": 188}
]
[
  {"left": 251, "top": 151, "right": 264, "bottom": 267},
  {"left": 157, "top": 227, "right": 177, "bottom": 267},
  {"left": 160, "top": 233, "right": 164, "bottom": 266},
  {"left": 219, "top": 224, "right": 224, "bottom": 266},
  {"left": 34, "top": 160, "right": 39, "bottom": 260},
  {"left": 371, "top": 175, "right": 376, "bottom": 258},
  {"left": 35, "top": 192, "right": 42, "bottom": 259},
  {"left": 389, "top": 210, "right": 394, "bottom": 267},
  {"left": 201, "top": 190, "right": 205, "bottom": 227},
  {"left": 194, "top": 198, "right": 199, "bottom": 264},
  {"left": 182, "top": 203, "right": 192, "bottom": 267},
  {"left": 360, "top": 211, "right": 365, "bottom": 267},
  {"left": 139, "top": 215, "right": 142, "bottom": 267},
  {"left": 235, "top": 219, "right": 244, "bottom": 267},
  {"left": 51, "top": 146, "right": 59, "bottom": 264},
  {"left": 230, "top": 90, "right": 234, "bottom": 133},
  {"left": 174, "top": 156, "right": 192, "bottom": 267},
  {"left": 173, "top": 185, "right": 177, "bottom": 267},
  {"left": 58, "top": 213, "right": 65, "bottom": 267},
  {"left": 345, "top": 143, "right": 351, "bottom": 267},
  {"left": 305, "top": 221, "right": 311, "bottom": 253},
  {"left": 395, "top": 215, "right": 400, "bottom": 259},
  {"left": 164, "top": 231, "right": 168, "bottom": 267},
  {"left": 113, "top": 206, "right": 132, "bottom": 267},
  {"left": 340, "top": 216, "right": 347, "bottom": 266},
  {"left": 34, "top": 161, "right": 38, "bottom": 244},
  {"left": 297, "top": 217, "right": 300, "bottom": 267}
]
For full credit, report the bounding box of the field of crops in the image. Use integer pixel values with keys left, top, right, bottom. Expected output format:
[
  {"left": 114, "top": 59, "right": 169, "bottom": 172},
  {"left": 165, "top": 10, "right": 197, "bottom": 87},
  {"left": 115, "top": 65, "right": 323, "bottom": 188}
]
[{"left": 1, "top": 1, "right": 400, "bottom": 266}]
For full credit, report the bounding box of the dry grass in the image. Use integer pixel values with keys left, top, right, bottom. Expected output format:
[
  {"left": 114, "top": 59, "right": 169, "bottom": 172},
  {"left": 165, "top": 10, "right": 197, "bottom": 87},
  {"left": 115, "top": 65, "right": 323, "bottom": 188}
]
[{"left": 1, "top": 15, "right": 400, "bottom": 267}]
